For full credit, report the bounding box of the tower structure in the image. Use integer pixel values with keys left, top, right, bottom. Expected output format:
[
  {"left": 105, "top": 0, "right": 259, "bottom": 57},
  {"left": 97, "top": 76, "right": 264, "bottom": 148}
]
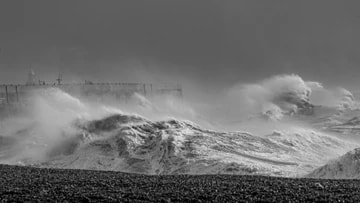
[{"left": 26, "top": 70, "right": 36, "bottom": 85}]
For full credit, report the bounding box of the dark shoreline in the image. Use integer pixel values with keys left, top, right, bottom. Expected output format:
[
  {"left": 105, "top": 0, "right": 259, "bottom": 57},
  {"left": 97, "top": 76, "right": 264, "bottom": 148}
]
[{"left": 1, "top": 164, "right": 359, "bottom": 202}]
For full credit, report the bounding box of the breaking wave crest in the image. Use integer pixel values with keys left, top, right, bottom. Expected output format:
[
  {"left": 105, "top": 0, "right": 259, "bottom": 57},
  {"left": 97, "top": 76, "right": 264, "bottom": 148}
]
[
  {"left": 225, "top": 74, "right": 355, "bottom": 121},
  {"left": 0, "top": 74, "right": 359, "bottom": 177}
]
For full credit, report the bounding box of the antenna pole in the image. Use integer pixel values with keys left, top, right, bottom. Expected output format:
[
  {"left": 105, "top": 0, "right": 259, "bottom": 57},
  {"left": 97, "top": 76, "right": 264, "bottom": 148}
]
[{"left": 56, "top": 74, "right": 63, "bottom": 85}]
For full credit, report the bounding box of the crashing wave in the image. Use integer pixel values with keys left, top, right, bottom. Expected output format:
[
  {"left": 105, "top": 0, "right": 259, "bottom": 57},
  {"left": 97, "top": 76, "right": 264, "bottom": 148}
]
[
  {"left": 306, "top": 148, "right": 360, "bottom": 179},
  {"left": 0, "top": 74, "right": 359, "bottom": 178},
  {"left": 226, "top": 74, "right": 356, "bottom": 122},
  {"left": 17, "top": 113, "right": 350, "bottom": 177}
]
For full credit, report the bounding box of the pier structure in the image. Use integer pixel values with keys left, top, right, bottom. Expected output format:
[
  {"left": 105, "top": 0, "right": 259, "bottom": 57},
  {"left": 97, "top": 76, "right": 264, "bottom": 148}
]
[{"left": 0, "top": 82, "right": 183, "bottom": 105}]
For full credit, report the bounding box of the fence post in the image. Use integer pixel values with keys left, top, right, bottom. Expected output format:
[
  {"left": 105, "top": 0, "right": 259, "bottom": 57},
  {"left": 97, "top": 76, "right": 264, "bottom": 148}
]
[
  {"left": 5, "top": 85, "right": 9, "bottom": 104},
  {"left": 178, "top": 84, "right": 183, "bottom": 98},
  {"left": 143, "top": 84, "right": 146, "bottom": 96},
  {"left": 150, "top": 84, "right": 153, "bottom": 96},
  {"left": 15, "top": 85, "right": 19, "bottom": 102}
]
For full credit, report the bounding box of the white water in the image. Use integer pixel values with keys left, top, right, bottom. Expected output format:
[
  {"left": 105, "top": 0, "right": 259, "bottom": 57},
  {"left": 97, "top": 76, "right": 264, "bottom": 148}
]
[
  {"left": 0, "top": 74, "right": 359, "bottom": 178},
  {"left": 307, "top": 148, "right": 360, "bottom": 179}
]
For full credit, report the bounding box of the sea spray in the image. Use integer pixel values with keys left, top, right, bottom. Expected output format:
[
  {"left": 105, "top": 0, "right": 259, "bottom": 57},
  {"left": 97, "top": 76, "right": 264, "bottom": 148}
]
[{"left": 0, "top": 74, "right": 358, "bottom": 177}]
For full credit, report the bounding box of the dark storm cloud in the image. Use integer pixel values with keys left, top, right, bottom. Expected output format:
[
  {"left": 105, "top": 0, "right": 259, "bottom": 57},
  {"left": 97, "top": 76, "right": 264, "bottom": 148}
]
[{"left": 1, "top": 0, "right": 360, "bottom": 90}]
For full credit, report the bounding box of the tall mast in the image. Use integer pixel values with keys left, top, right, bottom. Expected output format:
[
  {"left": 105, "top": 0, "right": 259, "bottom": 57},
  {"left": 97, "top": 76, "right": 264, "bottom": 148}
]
[{"left": 56, "top": 73, "right": 63, "bottom": 85}]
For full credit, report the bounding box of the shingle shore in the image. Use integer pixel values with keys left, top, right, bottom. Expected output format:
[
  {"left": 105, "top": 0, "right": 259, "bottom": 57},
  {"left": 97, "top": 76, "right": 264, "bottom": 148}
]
[{"left": 0, "top": 164, "right": 359, "bottom": 202}]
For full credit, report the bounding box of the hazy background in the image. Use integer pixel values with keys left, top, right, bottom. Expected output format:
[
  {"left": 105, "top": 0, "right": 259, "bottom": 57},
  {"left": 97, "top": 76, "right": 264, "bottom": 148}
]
[{"left": 1, "top": 0, "right": 360, "bottom": 98}]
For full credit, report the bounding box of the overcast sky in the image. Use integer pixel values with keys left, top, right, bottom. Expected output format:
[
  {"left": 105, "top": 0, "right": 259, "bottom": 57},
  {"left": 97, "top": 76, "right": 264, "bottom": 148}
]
[{"left": 1, "top": 0, "right": 360, "bottom": 94}]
